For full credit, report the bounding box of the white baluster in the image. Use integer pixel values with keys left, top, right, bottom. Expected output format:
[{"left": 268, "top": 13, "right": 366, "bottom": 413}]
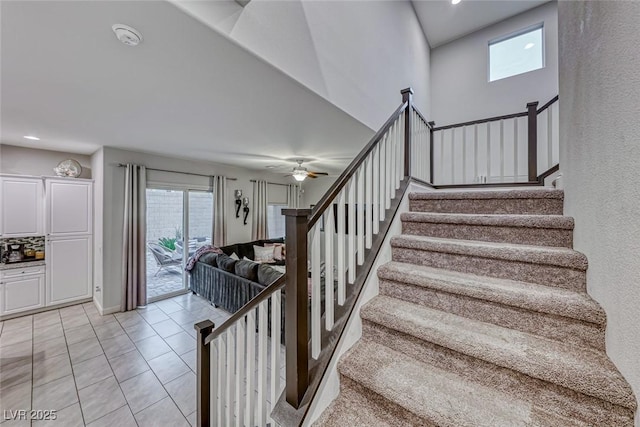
[
  {"left": 379, "top": 137, "right": 386, "bottom": 221},
  {"left": 500, "top": 120, "right": 505, "bottom": 182},
  {"left": 235, "top": 318, "right": 245, "bottom": 427},
  {"left": 270, "top": 290, "right": 282, "bottom": 424},
  {"left": 226, "top": 328, "right": 235, "bottom": 424},
  {"left": 257, "top": 300, "right": 268, "bottom": 426},
  {"left": 451, "top": 128, "right": 455, "bottom": 184},
  {"left": 211, "top": 340, "right": 219, "bottom": 426},
  {"left": 389, "top": 124, "right": 395, "bottom": 203},
  {"left": 548, "top": 105, "right": 553, "bottom": 170},
  {"left": 372, "top": 144, "right": 380, "bottom": 235},
  {"left": 337, "top": 189, "right": 346, "bottom": 305},
  {"left": 474, "top": 124, "right": 479, "bottom": 181},
  {"left": 356, "top": 166, "right": 364, "bottom": 266},
  {"left": 324, "top": 209, "right": 334, "bottom": 330},
  {"left": 347, "top": 179, "right": 356, "bottom": 284},
  {"left": 311, "top": 222, "right": 321, "bottom": 357},
  {"left": 514, "top": 119, "right": 519, "bottom": 181},
  {"left": 486, "top": 123, "right": 491, "bottom": 183},
  {"left": 245, "top": 310, "right": 255, "bottom": 427},
  {"left": 365, "top": 154, "right": 372, "bottom": 249},
  {"left": 218, "top": 333, "right": 227, "bottom": 426},
  {"left": 440, "top": 131, "right": 444, "bottom": 185},
  {"left": 462, "top": 126, "right": 467, "bottom": 183}
]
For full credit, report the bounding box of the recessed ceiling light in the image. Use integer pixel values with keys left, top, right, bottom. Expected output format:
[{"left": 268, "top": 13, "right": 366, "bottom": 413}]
[
  {"left": 451, "top": 0, "right": 462, "bottom": 4},
  {"left": 524, "top": 43, "right": 535, "bottom": 50},
  {"left": 23, "top": 135, "right": 40, "bottom": 141}
]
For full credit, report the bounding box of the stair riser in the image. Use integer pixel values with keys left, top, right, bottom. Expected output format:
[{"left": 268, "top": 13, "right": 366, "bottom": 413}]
[
  {"left": 402, "top": 221, "right": 573, "bottom": 248},
  {"left": 361, "top": 321, "right": 634, "bottom": 426},
  {"left": 379, "top": 279, "right": 605, "bottom": 350},
  {"left": 392, "top": 247, "right": 586, "bottom": 291},
  {"left": 409, "top": 198, "right": 564, "bottom": 215}
]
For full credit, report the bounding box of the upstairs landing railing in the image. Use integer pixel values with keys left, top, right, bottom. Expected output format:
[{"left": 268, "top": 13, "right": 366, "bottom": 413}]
[{"left": 194, "top": 88, "right": 560, "bottom": 427}]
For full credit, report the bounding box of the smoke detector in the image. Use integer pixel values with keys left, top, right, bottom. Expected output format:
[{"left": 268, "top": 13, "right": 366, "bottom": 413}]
[{"left": 112, "top": 24, "right": 143, "bottom": 46}]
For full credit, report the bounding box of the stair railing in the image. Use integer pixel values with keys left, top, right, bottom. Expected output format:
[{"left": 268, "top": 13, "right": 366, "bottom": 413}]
[
  {"left": 194, "top": 275, "right": 286, "bottom": 426},
  {"left": 195, "top": 88, "right": 561, "bottom": 427},
  {"left": 425, "top": 96, "right": 559, "bottom": 186}
]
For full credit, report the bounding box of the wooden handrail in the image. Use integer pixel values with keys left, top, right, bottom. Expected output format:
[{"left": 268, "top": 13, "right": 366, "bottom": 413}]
[
  {"left": 203, "top": 274, "right": 286, "bottom": 346},
  {"left": 308, "top": 100, "right": 409, "bottom": 229},
  {"left": 537, "top": 95, "right": 559, "bottom": 114}
]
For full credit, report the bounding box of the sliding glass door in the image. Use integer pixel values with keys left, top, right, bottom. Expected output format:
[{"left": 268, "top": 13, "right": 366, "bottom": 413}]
[{"left": 146, "top": 188, "right": 213, "bottom": 302}]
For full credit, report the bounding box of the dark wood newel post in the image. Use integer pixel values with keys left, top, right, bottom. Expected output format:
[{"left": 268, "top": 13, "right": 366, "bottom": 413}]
[
  {"left": 401, "top": 87, "right": 414, "bottom": 177},
  {"left": 428, "top": 121, "right": 435, "bottom": 184},
  {"left": 282, "top": 208, "right": 311, "bottom": 408},
  {"left": 194, "top": 320, "right": 215, "bottom": 427},
  {"left": 527, "top": 101, "right": 539, "bottom": 182}
]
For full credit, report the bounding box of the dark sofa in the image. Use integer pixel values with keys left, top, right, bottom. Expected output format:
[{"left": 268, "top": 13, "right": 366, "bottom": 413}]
[{"left": 188, "top": 238, "right": 284, "bottom": 313}]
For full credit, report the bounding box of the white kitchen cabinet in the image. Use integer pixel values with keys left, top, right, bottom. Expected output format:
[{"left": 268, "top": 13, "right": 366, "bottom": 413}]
[
  {"left": 0, "top": 176, "right": 44, "bottom": 237},
  {"left": 0, "top": 267, "right": 45, "bottom": 315},
  {"left": 46, "top": 179, "right": 92, "bottom": 237},
  {"left": 46, "top": 235, "right": 92, "bottom": 306}
]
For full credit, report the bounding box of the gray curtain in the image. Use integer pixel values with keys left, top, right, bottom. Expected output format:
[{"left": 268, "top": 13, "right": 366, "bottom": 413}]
[
  {"left": 122, "top": 164, "right": 147, "bottom": 311},
  {"left": 252, "top": 180, "right": 269, "bottom": 240},
  {"left": 212, "top": 176, "right": 227, "bottom": 246},
  {"left": 287, "top": 184, "right": 300, "bottom": 208}
]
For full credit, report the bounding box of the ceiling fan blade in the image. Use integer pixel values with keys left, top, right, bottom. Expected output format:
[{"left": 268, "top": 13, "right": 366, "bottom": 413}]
[
  {"left": 306, "top": 173, "right": 319, "bottom": 179},
  {"left": 309, "top": 171, "right": 329, "bottom": 176}
]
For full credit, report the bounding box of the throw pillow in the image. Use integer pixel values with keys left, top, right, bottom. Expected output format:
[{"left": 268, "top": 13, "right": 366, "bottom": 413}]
[
  {"left": 217, "top": 254, "right": 237, "bottom": 273},
  {"left": 199, "top": 253, "right": 218, "bottom": 267},
  {"left": 235, "top": 259, "right": 259, "bottom": 282},
  {"left": 230, "top": 252, "right": 240, "bottom": 260},
  {"left": 257, "top": 264, "right": 284, "bottom": 286},
  {"left": 265, "top": 243, "right": 285, "bottom": 261},
  {"left": 253, "top": 245, "right": 275, "bottom": 263}
]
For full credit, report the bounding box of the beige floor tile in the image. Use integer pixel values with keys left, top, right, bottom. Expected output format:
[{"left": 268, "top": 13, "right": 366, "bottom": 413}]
[
  {"left": 0, "top": 380, "right": 31, "bottom": 414},
  {"left": 68, "top": 337, "right": 104, "bottom": 365},
  {"left": 33, "top": 352, "right": 71, "bottom": 387},
  {"left": 124, "top": 322, "right": 157, "bottom": 342},
  {"left": 64, "top": 324, "right": 97, "bottom": 345},
  {"left": 78, "top": 376, "right": 126, "bottom": 424},
  {"left": 148, "top": 351, "right": 190, "bottom": 384},
  {"left": 32, "top": 402, "right": 84, "bottom": 427},
  {"left": 33, "top": 322, "right": 64, "bottom": 343},
  {"left": 61, "top": 314, "right": 90, "bottom": 330},
  {"left": 86, "top": 405, "right": 136, "bottom": 427},
  {"left": 108, "top": 350, "right": 150, "bottom": 383},
  {"left": 72, "top": 354, "right": 113, "bottom": 390},
  {"left": 32, "top": 374, "right": 78, "bottom": 411},
  {"left": 0, "top": 328, "right": 32, "bottom": 348},
  {"left": 93, "top": 322, "right": 125, "bottom": 342},
  {"left": 134, "top": 397, "right": 189, "bottom": 427},
  {"left": 100, "top": 334, "right": 135, "bottom": 360},
  {"left": 0, "top": 355, "right": 32, "bottom": 391},
  {"left": 33, "top": 335, "right": 67, "bottom": 362},
  {"left": 164, "top": 331, "right": 195, "bottom": 355},
  {"left": 134, "top": 335, "right": 171, "bottom": 361},
  {"left": 164, "top": 371, "right": 196, "bottom": 416},
  {"left": 180, "top": 349, "right": 196, "bottom": 372},
  {"left": 33, "top": 311, "right": 61, "bottom": 328},
  {"left": 120, "top": 370, "right": 168, "bottom": 414},
  {"left": 1, "top": 316, "right": 32, "bottom": 333},
  {"left": 138, "top": 309, "right": 169, "bottom": 325}
]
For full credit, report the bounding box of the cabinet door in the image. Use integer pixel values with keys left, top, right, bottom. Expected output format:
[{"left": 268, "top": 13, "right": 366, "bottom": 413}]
[
  {"left": 1, "top": 274, "right": 45, "bottom": 315},
  {"left": 46, "top": 236, "right": 92, "bottom": 305},
  {"left": 47, "top": 180, "right": 92, "bottom": 236},
  {"left": 1, "top": 177, "right": 44, "bottom": 237}
]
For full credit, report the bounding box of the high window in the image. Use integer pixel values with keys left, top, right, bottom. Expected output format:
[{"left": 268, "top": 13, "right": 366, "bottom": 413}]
[{"left": 489, "top": 25, "right": 544, "bottom": 82}]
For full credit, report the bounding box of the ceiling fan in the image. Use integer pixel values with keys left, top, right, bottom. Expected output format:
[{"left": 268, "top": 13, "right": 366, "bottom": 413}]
[{"left": 287, "top": 160, "right": 329, "bottom": 182}]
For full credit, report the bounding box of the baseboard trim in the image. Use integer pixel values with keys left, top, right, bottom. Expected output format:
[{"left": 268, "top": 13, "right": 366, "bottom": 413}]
[{"left": 93, "top": 297, "right": 121, "bottom": 316}]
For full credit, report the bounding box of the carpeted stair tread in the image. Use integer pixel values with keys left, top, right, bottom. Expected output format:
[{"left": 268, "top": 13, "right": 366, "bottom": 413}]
[
  {"left": 312, "top": 377, "right": 432, "bottom": 427},
  {"left": 377, "top": 262, "right": 605, "bottom": 325},
  {"left": 337, "top": 339, "right": 586, "bottom": 427},
  {"left": 391, "top": 234, "right": 588, "bottom": 270},
  {"left": 408, "top": 189, "right": 564, "bottom": 201},
  {"left": 360, "top": 296, "right": 637, "bottom": 410},
  {"left": 401, "top": 212, "right": 574, "bottom": 229}
]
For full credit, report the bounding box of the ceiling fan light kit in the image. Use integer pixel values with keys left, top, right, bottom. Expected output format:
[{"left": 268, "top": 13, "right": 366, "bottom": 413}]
[{"left": 289, "top": 159, "right": 329, "bottom": 182}]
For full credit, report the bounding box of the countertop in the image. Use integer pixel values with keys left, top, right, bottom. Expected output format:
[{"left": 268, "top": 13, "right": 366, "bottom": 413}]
[{"left": 0, "top": 260, "right": 46, "bottom": 270}]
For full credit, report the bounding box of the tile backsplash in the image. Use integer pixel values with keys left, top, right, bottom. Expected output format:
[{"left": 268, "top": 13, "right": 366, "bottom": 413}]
[{"left": 0, "top": 236, "right": 45, "bottom": 260}]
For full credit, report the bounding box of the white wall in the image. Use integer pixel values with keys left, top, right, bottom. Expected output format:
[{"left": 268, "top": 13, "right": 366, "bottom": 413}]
[
  {"left": 0, "top": 144, "right": 92, "bottom": 178},
  {"left": 431, "top": 2, "right": 558, "bottom": 126},
  {"left": 99, "top": 147, "right": 291, "bottom": 312},
  {"left": 90, "top": 148, "right": 104, "bottom": 310},
  {"left": 171, "top": 0, "right": 431, "bottom": 130},
  {"left": 558, "top": 2, "right": 640, "bottom": 423}
]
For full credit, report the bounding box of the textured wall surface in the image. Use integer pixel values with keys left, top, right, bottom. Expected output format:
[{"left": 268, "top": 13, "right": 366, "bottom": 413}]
[{"left": 559, "top": 2, "right": 640, "bottom": 423}]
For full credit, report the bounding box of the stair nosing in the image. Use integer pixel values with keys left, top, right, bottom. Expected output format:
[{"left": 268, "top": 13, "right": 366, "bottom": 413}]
[
  {"left": 391, "top": 234, "right": 588, "bottom": 270},
  {"left": 360, "top": 295, "right": 636, "bottom": 410},
  {"left": 408, "top": 189, "right": 564, "bottom": 200},
  {"left": 401, "top": 212, "right": 574, "bottom": 230},
  {"left": 377, "top": 261, "right": 605, "bottom": 325}
]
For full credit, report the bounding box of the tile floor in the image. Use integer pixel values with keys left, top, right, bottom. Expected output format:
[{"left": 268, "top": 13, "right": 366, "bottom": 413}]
[{"left": 0, "top": 293, "right": 232, "bottom": 426}]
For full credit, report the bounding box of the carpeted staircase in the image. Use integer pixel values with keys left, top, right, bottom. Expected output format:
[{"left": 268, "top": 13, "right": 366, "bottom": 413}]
[{"left": 315, "top": 189, "right": 637, "bottom": 426}]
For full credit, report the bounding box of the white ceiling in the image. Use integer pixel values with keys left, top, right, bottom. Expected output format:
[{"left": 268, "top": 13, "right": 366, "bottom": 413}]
[
  {"left": 412, "top": 0, "right": 550, "bottom": 48},
  {"left": 1, "top": 0, "right": 551, "bottom": 175},
  {"left": 0, "top": 1, "right": 372, "bottom": 175}
]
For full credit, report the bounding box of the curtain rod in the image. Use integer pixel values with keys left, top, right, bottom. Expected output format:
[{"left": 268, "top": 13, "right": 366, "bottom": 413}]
[
  {"left": 117, "top": 163, "right": 237, "bottom": 181},
  {"left": 250, "top": 179, "right": 293, "bottom": 187}
]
